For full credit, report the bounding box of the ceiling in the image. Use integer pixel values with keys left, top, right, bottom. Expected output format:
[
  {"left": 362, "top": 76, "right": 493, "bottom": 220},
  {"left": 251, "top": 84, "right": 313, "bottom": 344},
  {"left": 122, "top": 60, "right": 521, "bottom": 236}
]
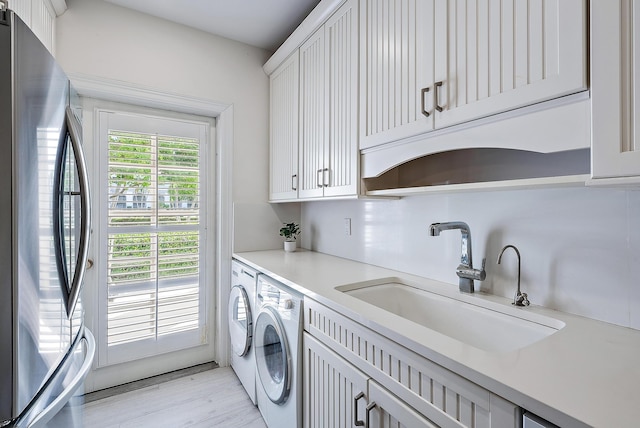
[{"left": 103, "top": 0, "right": 322, "bottom": 52}]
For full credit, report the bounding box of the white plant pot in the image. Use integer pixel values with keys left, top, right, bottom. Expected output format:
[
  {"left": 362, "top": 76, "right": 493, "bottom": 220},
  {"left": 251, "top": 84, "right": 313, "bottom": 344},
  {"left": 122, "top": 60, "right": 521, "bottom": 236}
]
[{"left": 284, "top": 241, "right": 297, "bottom": 252}]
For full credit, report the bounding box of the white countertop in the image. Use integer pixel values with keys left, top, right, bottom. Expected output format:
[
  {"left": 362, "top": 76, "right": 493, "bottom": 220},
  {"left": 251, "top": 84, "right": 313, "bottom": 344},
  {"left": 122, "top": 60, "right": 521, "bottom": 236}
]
[{"left": 234, "top": 249, "right": 640, "bottom": 428}]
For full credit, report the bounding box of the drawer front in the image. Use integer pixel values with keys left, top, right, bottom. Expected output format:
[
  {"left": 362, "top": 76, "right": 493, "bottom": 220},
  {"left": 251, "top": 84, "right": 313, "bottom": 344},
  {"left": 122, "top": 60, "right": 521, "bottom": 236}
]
[{"left": 304, "top": 298, "right": 519, "bottom": 428}]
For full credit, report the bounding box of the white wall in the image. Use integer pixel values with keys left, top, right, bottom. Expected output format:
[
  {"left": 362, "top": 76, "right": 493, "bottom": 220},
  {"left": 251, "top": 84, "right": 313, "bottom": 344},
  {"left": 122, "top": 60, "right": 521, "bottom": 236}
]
[
  {"left": 56, "top": 0, "right": 270, "bottom": 204},
  {"left": 301, "top": 187, "right": 640, "bottom": 330},
  {"left": 54, "top": 0, "right": 284, "bottom": 390}
]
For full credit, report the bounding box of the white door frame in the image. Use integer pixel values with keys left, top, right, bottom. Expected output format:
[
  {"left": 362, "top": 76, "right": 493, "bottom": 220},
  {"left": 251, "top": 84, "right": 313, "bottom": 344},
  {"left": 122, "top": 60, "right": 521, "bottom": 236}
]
[{"left": 70, "top": 74, "right": 233, "bottom": 368}]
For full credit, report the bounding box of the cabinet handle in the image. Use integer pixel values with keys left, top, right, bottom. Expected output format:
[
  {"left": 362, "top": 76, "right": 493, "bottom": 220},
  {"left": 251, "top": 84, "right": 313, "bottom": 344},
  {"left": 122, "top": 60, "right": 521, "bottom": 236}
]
[
  {"left": 421, "top": 87, "right": 431, "bottom": 117},
  {"left": 365, "top": 402, "right": 377, "bottom": 428},
  {"left": 317, "top": 169, "right": 323, "bottom": 188},
  {"left": 291, "top": 174, "right": 297, "bottom": 191},
  {"left": 354, "top": 392, "right": 365, "bottom": 426},
  {"left": 434, "top": 81, "right": 444, "bottom": 112},
  {"left": 323, "top": 168, "right": 329, "bottom": 187}
]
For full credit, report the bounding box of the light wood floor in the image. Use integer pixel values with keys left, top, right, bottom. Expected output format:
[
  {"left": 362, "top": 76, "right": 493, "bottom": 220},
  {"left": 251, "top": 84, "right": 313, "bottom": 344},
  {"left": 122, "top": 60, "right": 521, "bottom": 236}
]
[{"left": 79, "top": 367, "right": 266, "bottom": 428}]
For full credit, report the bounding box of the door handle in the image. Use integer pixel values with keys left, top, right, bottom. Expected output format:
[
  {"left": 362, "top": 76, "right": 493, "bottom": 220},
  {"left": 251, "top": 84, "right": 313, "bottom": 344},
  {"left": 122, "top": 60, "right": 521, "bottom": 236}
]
[
  {"left": 434, "top": 81, "right": 444, "bottom": 112},
  {"left": 323, "top": 168, "right": 329, "bottom": 187},
  {"left": 317, "top": 169, "right": 323, "bottom": 188},
  {"left": 365, "top": 402, "right": 377, "bottom": 428},
  {"left": 421, "top": 87, "right": 431, "bottom": 117},
  {"left": 354, "top": 392, "right": 365, "bottom": 426},
  {"left": 62, "top": 106, "right": 91, "bottom": 318},
  {"left": 291, "top": 174, "right": 297, "bottom": 191},
  {"left": 26, "top": 326, "right": 95, "bottom": 428}
]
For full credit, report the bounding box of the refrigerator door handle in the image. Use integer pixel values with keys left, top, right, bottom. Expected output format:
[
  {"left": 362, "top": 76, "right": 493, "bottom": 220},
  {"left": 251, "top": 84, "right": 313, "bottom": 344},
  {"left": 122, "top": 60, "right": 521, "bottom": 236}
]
[
  {"left": 25, "top": 327, "right": 96, "bottom": 428},
  {"left": 63, "top": 106, "right": 91, "bottom": 317}
]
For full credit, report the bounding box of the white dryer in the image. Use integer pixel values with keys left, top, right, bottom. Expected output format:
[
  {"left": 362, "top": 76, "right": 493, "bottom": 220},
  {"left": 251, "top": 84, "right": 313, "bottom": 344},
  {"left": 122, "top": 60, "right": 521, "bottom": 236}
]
[
  {"left": 229, "top": 260, "right": 258, "bottom": 404},
  {"left": 254, "top": 274, "right": 303, "bottom": 428}
]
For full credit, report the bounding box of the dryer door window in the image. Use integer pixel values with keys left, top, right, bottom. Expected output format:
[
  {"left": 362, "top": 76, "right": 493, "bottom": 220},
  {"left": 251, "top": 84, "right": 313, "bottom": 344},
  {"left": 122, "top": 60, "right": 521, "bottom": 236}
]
[
  {"left": 255, "top": 306, "right": 291, "bottom": 404},
  {"left": 229, "top": 285, "right": 252, "bottom": 357}
]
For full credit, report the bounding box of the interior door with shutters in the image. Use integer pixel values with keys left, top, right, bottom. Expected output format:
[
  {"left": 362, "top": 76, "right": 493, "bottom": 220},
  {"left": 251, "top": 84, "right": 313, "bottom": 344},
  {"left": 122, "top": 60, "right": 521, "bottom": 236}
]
[{"left": 96, "top": 107, "right": 212, "bottom": 367}]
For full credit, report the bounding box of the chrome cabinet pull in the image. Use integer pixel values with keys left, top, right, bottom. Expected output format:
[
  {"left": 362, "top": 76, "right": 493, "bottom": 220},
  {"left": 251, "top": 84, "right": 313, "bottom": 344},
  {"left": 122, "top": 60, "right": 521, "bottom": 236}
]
[
  {"left": 434, "top": 81, "right": 444, "bottom": 112},
  {"left": 323, "top": 168, "right": 329, "bottom": 187},
  {"left": 365, "top": 402, "right": 377, "bottom": 428},
  {"left": 291, "top": 174, "right": 297, "bottom": 191},
  {"left": 317, "top": 169, "right": 323, "bottom": 188},
  {"left": 354, "top": 392, "right": 365, "bottom": 426},
  {"left": 421, "top": 87, "right": 431, "bottom": 117}
]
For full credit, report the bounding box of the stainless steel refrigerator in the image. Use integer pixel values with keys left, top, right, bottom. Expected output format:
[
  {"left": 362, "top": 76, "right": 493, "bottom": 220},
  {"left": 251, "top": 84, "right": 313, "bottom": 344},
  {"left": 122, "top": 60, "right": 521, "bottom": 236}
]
[{"left": 0, "top": 4, "right": 95, "bottom": 427}]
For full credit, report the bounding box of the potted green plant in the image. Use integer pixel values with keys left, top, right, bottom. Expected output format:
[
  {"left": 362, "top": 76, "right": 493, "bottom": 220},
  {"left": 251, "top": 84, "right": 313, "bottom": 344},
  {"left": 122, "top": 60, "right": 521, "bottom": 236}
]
[{"left": 279, "top": 222, "right": 300, "bottom": 252}]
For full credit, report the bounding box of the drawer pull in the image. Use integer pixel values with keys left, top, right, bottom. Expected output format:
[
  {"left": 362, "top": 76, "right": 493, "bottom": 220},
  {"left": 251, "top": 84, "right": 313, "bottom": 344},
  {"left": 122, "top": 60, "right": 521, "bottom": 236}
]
[
  {"left": 354, "top": 392, "right": 365, "bottom": 426},
  {"left": 434, "top": 81, "right": 444, "bottom": 112},
  {"left": 365, "top": 402, "right": 377, "bottom": 428},
  {"left": 421, "top": 87, "right": 431, "bottom": 117}
]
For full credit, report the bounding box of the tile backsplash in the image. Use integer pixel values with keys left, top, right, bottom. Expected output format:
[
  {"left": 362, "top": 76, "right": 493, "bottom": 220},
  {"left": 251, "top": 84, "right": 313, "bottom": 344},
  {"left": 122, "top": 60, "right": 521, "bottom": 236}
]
[{"left": 300, "top": 186, "right": 640, "bottom": 330}]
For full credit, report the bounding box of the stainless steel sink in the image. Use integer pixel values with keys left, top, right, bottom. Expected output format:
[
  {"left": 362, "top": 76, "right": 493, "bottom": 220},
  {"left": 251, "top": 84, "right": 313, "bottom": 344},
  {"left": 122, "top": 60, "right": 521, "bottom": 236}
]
[{"left": 337, "top": 278, "right": 564, "bottom": 353}]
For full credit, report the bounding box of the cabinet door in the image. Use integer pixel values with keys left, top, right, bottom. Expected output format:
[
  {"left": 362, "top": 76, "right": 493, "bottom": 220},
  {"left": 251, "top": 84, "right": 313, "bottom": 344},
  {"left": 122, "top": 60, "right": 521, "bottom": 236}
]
[
  {"left": 591, "top": 0, "right": 640, "bottom": 181},
  {"left": 8, "top": 0, "right": 32, "bottom": 27},
  {"left": 303, "top": 333, "right": 369, "bottom": 428},
  {"left": 269, "top": 52, "right": 300, "bottom": 201},
  {"left": 367, "top": 381, "right": 438, "bottom": 428},
  {"left": 298, "top": 27, "right": 327, "bottom": 199},
  {"left": 436, "top": 0, "right": 587, "bottom": 129},
  {"left": 359, "top": 0, "right": 436, "bottom": 150},
  {"left": 8, "top": 0, "right": 56, "bottom": 54},
  {"left": 324, "top": 0, "right": 359, "bottom": 197}
]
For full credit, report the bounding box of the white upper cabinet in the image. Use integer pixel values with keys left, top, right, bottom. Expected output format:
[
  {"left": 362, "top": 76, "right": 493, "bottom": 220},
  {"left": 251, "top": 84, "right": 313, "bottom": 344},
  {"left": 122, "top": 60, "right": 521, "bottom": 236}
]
[
  {"left": 269, "top": 52, "right": 300, "bottom": 202},
  {"left": 591, "top": 0, "right": 640, "bottom": 184},
  {"left": 324, "top": 0, "right": 359, "bottom": 197},
  {"left": 359, "top": 0, "right": 436, "bottom": 149},
  {"left": 360, "top": 0, "right": 588, "bottom": 150},
  {"left": 298, "top": 0, "right": 359, "bottom": 199},
  {"left": 437, "top": 0, "right": 587, "bottom": 128},
  {"left": 298, "top": 28, "right": 327, "bottom": 199},
  {"left": 7, "top": 0, "right": 64, "bottom": 54}
]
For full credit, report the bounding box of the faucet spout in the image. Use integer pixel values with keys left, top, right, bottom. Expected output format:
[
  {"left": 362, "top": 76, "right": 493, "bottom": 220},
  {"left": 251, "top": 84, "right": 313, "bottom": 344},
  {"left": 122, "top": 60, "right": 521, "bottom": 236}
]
[
  {"left": 497, "top": 244, "right": 530, "bottom": 307},
  {"left": 429, "top": 221, "right": 485, "bottom": 293},
  {"left": 429, "top": 221, "right": 469, "bottom": 237}
]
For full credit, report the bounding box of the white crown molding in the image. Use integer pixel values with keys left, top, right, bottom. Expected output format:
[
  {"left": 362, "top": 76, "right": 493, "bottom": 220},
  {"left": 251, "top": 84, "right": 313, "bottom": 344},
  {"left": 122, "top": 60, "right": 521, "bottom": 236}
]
[
  {"left": 68, "top": 73, "right": 231, "bottom": 117},
  {"left": 262, "top": 0, "right": 345, "bottom": 75}
]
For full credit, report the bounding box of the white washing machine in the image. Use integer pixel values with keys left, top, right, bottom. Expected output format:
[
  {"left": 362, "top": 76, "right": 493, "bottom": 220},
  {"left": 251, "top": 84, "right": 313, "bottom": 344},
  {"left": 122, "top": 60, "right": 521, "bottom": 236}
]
[
  {"left": 254, "top": 274, "right": 303, "bottom": 428},
  {"left": 229, "top": 260, "right": 258, "bottom": 405}
]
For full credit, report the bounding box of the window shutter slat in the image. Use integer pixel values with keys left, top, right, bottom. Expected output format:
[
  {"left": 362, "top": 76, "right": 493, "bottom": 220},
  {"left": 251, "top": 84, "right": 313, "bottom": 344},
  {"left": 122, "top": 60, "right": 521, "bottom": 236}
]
[{"left": 106, "top": 126, "right": 202, "bottom": 347}]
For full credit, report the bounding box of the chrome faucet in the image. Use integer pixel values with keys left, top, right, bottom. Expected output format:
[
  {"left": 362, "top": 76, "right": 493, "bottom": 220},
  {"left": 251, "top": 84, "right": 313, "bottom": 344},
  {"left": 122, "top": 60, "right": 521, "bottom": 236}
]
[
  {"left": 429, "top": 222, "right": 486, "bottom": 293},
  {"left": 497, "top": 244, "right": 530, "bottom": 307}
]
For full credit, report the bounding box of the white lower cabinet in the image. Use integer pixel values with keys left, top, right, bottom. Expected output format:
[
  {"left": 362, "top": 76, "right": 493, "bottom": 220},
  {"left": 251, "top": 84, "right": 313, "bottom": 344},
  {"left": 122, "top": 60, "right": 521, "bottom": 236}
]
[
  {"left": 304, "top": 332, "right": 436, "bottom": 428},
  {"left": 367, "top": 381, "right": 438, "bottom": 428},
  {"left": 303, "top": 333, "right": 368, "bottom": 428},
  {"left": 303, "top": 298, "right": 521, "bottom": 428}
]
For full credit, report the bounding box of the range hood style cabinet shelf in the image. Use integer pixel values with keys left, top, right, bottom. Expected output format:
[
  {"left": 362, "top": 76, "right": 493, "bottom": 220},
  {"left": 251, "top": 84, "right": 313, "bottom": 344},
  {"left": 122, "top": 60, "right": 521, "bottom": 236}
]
[{"left": 266, "top": 0, "right": 640, "bottom": 202}]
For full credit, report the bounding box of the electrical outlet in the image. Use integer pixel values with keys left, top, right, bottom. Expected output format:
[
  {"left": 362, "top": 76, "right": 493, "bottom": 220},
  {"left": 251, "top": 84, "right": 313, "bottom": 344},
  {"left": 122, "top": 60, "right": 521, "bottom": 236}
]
[{"left": 344, "top": 218, "right": 352, "bottom": 236}]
